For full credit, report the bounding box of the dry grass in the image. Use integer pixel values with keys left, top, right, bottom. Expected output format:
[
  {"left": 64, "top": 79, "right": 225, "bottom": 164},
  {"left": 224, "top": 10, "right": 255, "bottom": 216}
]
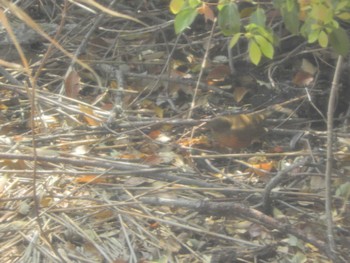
[{"left": 0, "top": 1, "right": 349, "bottom": 262}]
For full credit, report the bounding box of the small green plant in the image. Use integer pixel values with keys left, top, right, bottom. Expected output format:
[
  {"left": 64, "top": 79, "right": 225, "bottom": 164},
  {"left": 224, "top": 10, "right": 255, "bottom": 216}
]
[{"left": 170, "top": 0, "right": 350, "bottom": 65}]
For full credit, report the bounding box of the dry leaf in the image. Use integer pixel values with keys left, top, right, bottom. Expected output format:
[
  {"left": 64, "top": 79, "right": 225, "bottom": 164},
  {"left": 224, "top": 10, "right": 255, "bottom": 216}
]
[
  {"left": 153, "top": 105, "right": 164, "bottom": 118},
  {"left": 124, "top": 177, "right": 150, "bottom": 186},
  {"left": 300, "top": 58, "right": 317, "bottom": 75},
  {"left": 2, "top": 159, "right": 28, "bottom": 170},
  {"left": 110, "top": 80, "right": 118, "bottom": 89},
  {"left": 139, "top": 141, "right": 160, "bottom": 155},
  {"left": 293, "top": 58, "right": 317, "bottom": 87},
  {"left": 118, "top": 153, "right": 146, "bottom": 160},
  {"left": 40, "top": 197, "right": 53, "bottom": 207},
  {"left": 92, "top": 210, "right": 114, "bottom": 219},
  {"left": 246, "top": 157, "right": 276, "bottom": 177},
  {"left": 143, "top": 154, "right": 163, "bottom": 165},
  {"left": 292, "top": 70, "right": 314, "bottom": 87},
  {"left": 65, "top": 70, "right": 81, "bottom": 98},
  {"left": 75, "top": 175, "right": 107, "bottom": 184},
  {"left": 177, "top": 135, "right": 209, "bottom": 147},
  {"left": 197, "top": 3, "right": 215, "bottom": 22},
  {"left": 140, "top": 99, "right": 164, "bottom": 118},
  {"left": 246, "top": 161, "right": 275, "bottom": 177},
  {"left": 79, "top": 104, "right": 101, "bottom": 126},
  {"left": 233, "top": 86, "right": 250, "bottom": 103},
  {"left": 0, "top": 103, "right": 8, "bottom": 110},
  {"left": 206, "top": 64, "right": 231, "bottom": 86},
  {"left": 148, "top": 130, "right": 162, "bottom": 139}
]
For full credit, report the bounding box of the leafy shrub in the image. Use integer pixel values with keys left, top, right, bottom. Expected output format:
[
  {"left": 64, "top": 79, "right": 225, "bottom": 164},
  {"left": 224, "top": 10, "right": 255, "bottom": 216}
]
[{"left": 170, "top": 0, "right": 350, "bottom": 64}]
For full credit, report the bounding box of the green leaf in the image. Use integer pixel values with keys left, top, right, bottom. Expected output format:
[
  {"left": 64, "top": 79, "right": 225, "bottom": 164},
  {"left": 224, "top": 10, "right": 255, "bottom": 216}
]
[
  {"left": 250, "top": 7, "right": 266, "bottom": 26},
  {"left": 335, "top": 182, "right": 350, "bottom": 197},
  {"left": 286, "top": 0, "right": 295, "bottom": 12},
  {"left": 170, "top": 0, "right": 185, "bottom": 14},
  {"left": 328, "top": 19, "right": 339, "bottom": 30},
  {"left": 318, "top": 30, "right": 328, "bottom": 47},
  {"left": 229, "top": 33, "right": 241, "bottom": 48},
  {"left": 281, "top": 6, "right": 300, "bottom": 34},
  {"left": 335, "top": 0, "right": 349, "bottom": 11},
  {"left": 189, "top": 0, "right": 201, "bottom": 8},
  {"left": 218, "top": 3, "right": 240, "bottom": 36},
  {"left": 337, "top": 12, "right": 350, "bottom": 21},
  {"left": 249, "top": 40, "right": 262, "bottom": 65},
  {"left": 310, "top": 23, "right": 321, "bottom": 30},
  {"left": 254, "top": 35, "right": 274, "bottom": 59},
  {"left": 273, "top": 0, "right": 284, "bottom": 8},
  {"left": 329, "top": 27, "right": 350, "bottom": 56},
  {"left": 218, "top": 0, "right": 230, "bottom": 10},
  {"left": 256, "top": 26, "right": 274, "bottom": 43},
  {"left": 307, "top": 29, "right": 320, "bottom": 43},
  {"left": 300, "top": 18, "right": 313, "bottom": 37},
  {"left": 174, "top": 7, "right": 198, "bottom": 34},
  {"left": 310, "top": 3, "right": 333, "bottom": 24},
  {"left": 246, "top": 24, "right": 274, "bottom": 43}
]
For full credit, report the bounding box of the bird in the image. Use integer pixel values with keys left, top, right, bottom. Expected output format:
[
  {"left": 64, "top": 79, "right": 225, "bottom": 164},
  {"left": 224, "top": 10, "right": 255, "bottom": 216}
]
[{"left": 207, "top": 105, "right": 287, "bottom": 149}]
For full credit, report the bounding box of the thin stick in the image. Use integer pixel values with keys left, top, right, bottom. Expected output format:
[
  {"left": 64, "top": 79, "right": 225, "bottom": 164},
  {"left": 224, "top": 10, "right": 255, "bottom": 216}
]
[
  {"left": 187, "top": 18, "right": 217, "bottom": 119},
  {"left": 325, "top": 55, "right": 343, "bottom": 258}
]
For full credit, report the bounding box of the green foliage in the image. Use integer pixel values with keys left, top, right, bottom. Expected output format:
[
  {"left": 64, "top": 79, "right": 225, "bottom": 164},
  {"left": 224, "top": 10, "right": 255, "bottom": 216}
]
[
  {"left": 280, "top": 0, "right": 350, "bottom": 56},
  {"left": 170, "top": 0, "right": 350, "bottom": 64},
  {"left": 218, "top": 2, "right": 240, "bottom": 36},
  {"left": 169, "top": 0, "right": 185, "bottom": 14},
  {"left": 329, "top": 27, "right": 350, "bottom": 56},
  {"left": 250, "top": 7, "right": 266, "bottom": 27},
  {"left": 174, "top": 6, "right": 198, "bottom": 34},
  {"left": 243, "top": 22, "right": 275, "bottom": 65},
  {"left": 249, "top": 40, "right": 262, "bottom": 65},
  {"left": 274, "top": 0, "right": 300, "bottom": 34}
]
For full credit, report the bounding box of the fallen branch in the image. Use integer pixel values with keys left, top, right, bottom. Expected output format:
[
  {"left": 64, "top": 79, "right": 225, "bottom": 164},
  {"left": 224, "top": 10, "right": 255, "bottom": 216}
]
[{"left": 140, "top": 196, "right": 336, "bottom": 261}]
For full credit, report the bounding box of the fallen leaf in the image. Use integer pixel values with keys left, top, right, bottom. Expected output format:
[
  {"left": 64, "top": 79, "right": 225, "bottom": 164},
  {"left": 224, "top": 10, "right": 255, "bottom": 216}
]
[
  {"left": 40, "top": 197, "right": 53, "bottom": 207},
  {"left": 233, "top": 86, "right": 250, "bottom": 103},
  {"left": 246, "top": 157, "right": 276, "bottom": 177},
  {"left": 124, "top": 177, "right": 150, "bottom": 186},
  {"left": 247, "top": 161, "right": 275, "bottom": 177},
  {"left": 148, "top": 130, "right": 162, "bottom": 139},
  {"left": 79, "top": 104, "right": 101, "bottom": 126},
  {"left": 177, "top": 135, "right": 209, "bottom": 147},
  {"left": 75, "top": 175, "right": 107, "bottom": 184},
  {"left": 92, "top": 209, "right": 114, "bottom": 219},
  {"left": 292, "top": 70, "right": 314, "bottom": 87},
  {"left": 118, "top": 153, "right": 146, "bottom": 160},
  {"left": 143, "top": 154, "right": 163, "bottom": 165},
  {"left": 65, "top": 70, "right": 81, "bottom": 98},
  {"left": 292, "top": 58, "right": 317, "bottom": 87},
  {"left": 206, "top": 64, "right": 231, "bottom": 86},
  {"left": 0, "top": 104, "right": 8, "bottom": 110}
]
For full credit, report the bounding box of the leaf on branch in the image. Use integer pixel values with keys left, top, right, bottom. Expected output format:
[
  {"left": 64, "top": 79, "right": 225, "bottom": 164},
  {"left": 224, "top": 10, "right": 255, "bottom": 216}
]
[
  {"left": 174, "top": 7, "right": 198, "bottom": 34},
  {"left": 197, "top": 3, "right": 215, "bottom": 22}
]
